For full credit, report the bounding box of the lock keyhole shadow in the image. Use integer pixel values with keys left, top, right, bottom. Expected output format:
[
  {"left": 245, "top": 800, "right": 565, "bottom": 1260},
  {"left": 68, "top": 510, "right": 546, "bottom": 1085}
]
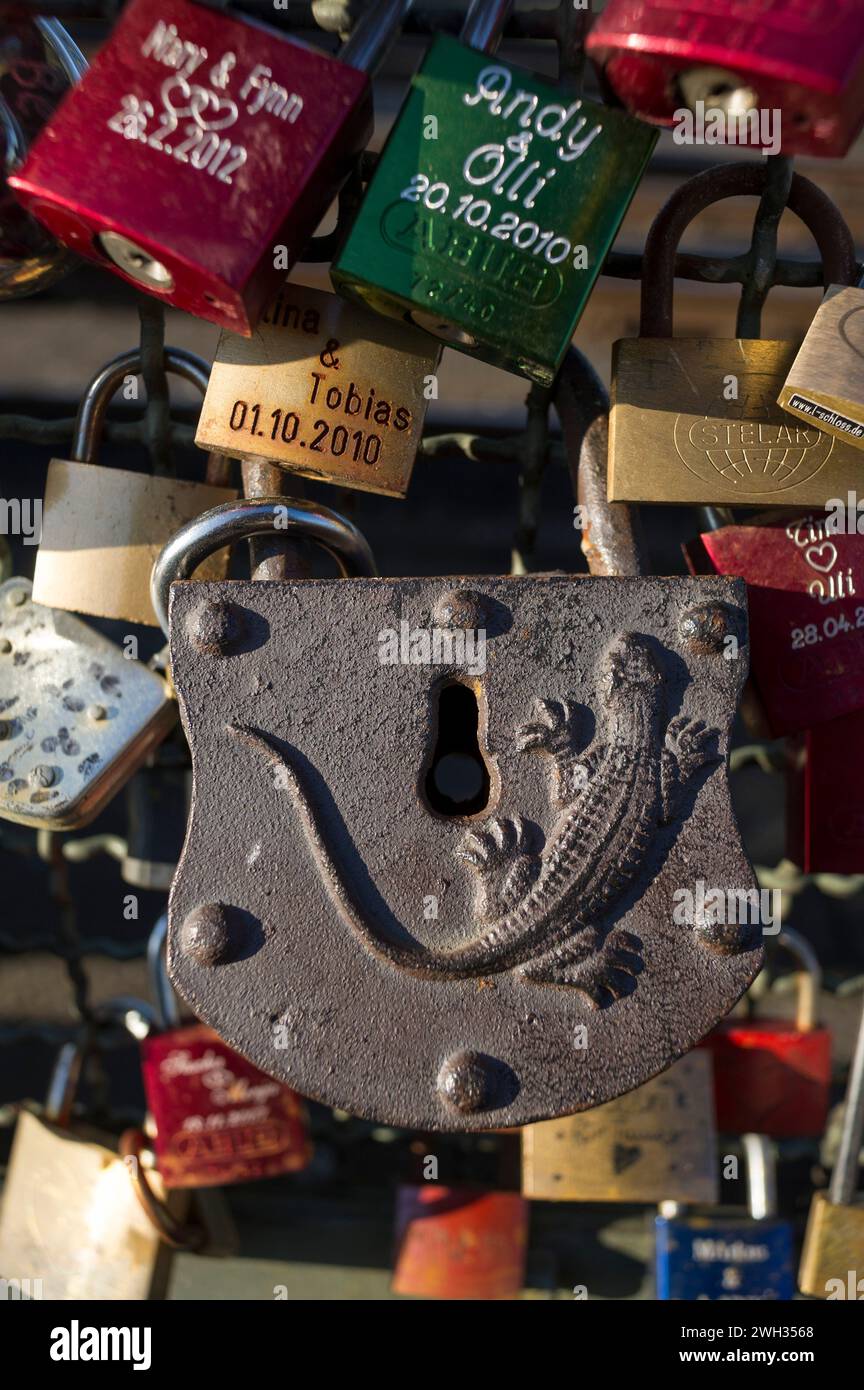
[{"left": 423, "top": 680, "right": 493, "bottom": 819}]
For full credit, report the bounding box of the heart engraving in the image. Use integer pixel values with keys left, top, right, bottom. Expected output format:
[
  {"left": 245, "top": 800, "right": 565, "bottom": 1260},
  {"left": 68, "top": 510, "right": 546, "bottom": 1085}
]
[{"left": 804, "top": 541, "right": 838, "bottom": 574}]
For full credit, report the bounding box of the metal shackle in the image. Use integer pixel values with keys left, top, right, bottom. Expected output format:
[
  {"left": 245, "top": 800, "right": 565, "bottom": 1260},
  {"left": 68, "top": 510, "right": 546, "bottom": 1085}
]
[
  {"left": 339, "top": 0, "right": 412, "bottom": 72},
  {"left": 553, "top": 345, "right": 648, "bottom": 578},
  {"left": 151, "top": 496, "right": 379, "bottom": 637},
  {"left": 460, "top": 0, "right": 512, "bottom": 51},
  {"left": 772, "top": 927, "right": 822, "bottom": 1035},
  {"left": 71, "top": 345, "right": 212, "bottom": 463},
  {"left": 147, "top": 912, "right": 182, "bottom": 1032},
  {"left": 639, "top": 165, "right": 858, "bottom": 339},
  {"left": 43, "top": 997, "right": 157, "bottom": 1126},
  {"left": 742, "top": 1132, "right": 779, "bottom": 1222}
]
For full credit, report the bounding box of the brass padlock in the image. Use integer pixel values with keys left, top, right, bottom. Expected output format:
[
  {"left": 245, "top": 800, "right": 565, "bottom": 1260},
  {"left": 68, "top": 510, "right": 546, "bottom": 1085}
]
[
  {"left": 0, "top": 577, "right": 174, "bottom": 829},
  {"left": 609, "top": 165, "right": 861, "bottom": 509},
  {"left": 196, "top": 282, "right": 441, "bottom": 498},
  {"left": 778, "top": 270, "right": 864, "bottom": 450},
  {"left": 798, "top": 986, "right": 864, "bottom": 1298},
  {"left": 149, "top": 351, "right": 762, "bottom": 1132},
  {"left": 521, "top": 1051, "right": 718, "bottom": 1204},
  {"left": 32, "top": 347, "right": 236, "bottom": 627},
  {"left": 0, "top": 1004, "right": 197, "bottom": 1300}
]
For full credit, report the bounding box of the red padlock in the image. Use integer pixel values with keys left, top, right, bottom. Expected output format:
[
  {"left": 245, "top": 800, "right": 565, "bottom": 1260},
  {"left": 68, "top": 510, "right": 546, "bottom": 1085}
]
[
  {"left": 787, "top": 707, "right": 864, "bottom": 874},
  {"left": 586, "top": 0, "right": 864, "bottom": 158},
  {"left": 142, "top": 915, "right": 311, "bottom": 1187},
  {"left": 700, "top": 930, "right": 831, "bottom": 1139},
  {"left": 392, "top": 1186, "right": 529, "bottom": 1301},
  {"left": 683, "top": 511, "right": 864, "bottom": 738},
  {"left": 8, "top": 0, "right": 406, "bottom": 331}
]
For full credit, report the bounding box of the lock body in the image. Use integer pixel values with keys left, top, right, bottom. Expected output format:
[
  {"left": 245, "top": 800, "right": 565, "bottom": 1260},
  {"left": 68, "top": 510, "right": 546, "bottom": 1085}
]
[
  {"left": 8, "top": 0, "right": 372, "bottom": 332},
  {"left": 0, "top": 1109, "right": 179, "bottom": 1299},
  {"left": 700, "top": 1021, "right": 831, "bottom": 1138},
  {"left": 141, "top": 1023, "right": 310, "bottom": 1187},
  {"left": 392, "top": 1186, "right": 528, "bottom": 1300},
  {"left": 332, "top": 34, "right": 656, "bottom": 384},
  {"left": 786, "top": 710, "right": 864, "bottom": 874},
  {"left": 586, "top": 0, "right": 864, "bottom": 158},
  {"left": 655, "top": 1210, "right": 795, "bottom": 1300},
  {"left": 521, "top": 1052, "right": 718, "bottom": 1203},
  {"left": 165, "top": 570, "right": 761, "bottom": 1130},
  {"left": 0, "top": 579, "right": 175, "bottom": 829},
  {"left": 683, "top": 515, "right": 864, "bottom": 738},
  {"left": 779, "top": 285, "right": 864, "bottom": 449},
  {"left": 196, "top": 284, "right": 440, "bottom": 496},
  {"left": 610, "top": 339, "right": 864, "bottom": 507},
  {"left": 1, "top": 16, "right": 87, "bottom": 298},
  {"left": 34, "top": 461, "right": 235, "bottom": 626},
  {"left": 799, "top": 1191, "right": 864, "bottom": 1297}
]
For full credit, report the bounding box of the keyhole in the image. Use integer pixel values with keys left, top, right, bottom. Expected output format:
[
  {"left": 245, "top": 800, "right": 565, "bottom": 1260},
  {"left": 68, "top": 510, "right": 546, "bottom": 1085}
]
[{"left": 424, "top": 681, "right": 491, "bottom": 818}]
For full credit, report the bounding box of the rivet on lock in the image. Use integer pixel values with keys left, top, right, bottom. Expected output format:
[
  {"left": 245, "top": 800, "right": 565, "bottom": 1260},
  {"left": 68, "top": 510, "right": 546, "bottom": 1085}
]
[
  {"left": 0, "top": 15, "right": 86, "bottom": 299},
  {"left": 8, "top": 0, "right": 408, "bottom": 332},
  {"left": 33, "top": 347, "right": 236, "bottom": 627},
  {"left": 521, "top": 1051, "right": 719, "bottom": 1205},
  {"left": 151, "top": 353, "right": 763, "bottom": 1131},
  {"left": 332, "top": 0, "right": 657, "bottom": 384},
  {"left": 684, "top": 510, "right": 864, "bottom": 738},
  {"left": 608, "top": 165, "right": 862, "bottom": 509},
  {"left": 0, "top": 578, "right": 175, "bottom": 830},
  {"left": 655, "top": 1134, "right": 794, "bottom": 1301},
  {"left": 586, "top": 0, "right": 864, "bottom": 159},
  {"left": 699, "top": 930, "right": 831, "bottom": 1140},
  {"left": 778, "top": 268, "right": 864, "bottom": 450},
  {"left": 195, "top": 282, "right": 441, "bottom": 498}
]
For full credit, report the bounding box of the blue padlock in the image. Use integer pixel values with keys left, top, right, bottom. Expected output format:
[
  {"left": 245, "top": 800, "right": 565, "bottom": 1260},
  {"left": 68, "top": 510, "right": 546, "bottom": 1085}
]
[{"left": 656, "top": 1134, "right": 795, "bottom": 1301}]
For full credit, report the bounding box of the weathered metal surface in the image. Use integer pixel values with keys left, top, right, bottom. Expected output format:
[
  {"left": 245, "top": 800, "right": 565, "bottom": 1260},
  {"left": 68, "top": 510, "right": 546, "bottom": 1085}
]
[
  {"left": 167, "top": 568, "right": 762, "bottom": 1130},
  {"left": 0, "top": 578, "right": 175, "bottom": 829}
]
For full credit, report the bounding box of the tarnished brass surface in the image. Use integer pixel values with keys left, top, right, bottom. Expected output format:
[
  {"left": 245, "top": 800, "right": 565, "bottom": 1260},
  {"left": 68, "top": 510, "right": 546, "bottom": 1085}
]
[{"left": 779, "top": 285, "right": 864, "bottom": 450}]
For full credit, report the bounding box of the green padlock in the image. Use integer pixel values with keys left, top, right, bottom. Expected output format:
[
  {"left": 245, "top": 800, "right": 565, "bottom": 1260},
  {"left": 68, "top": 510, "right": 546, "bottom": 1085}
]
[{"left": 332, "top": 0, "right": 657, "bottom": 384}]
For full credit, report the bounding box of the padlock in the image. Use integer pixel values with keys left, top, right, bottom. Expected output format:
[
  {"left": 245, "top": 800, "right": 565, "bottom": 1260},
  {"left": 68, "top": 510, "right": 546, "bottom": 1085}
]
[
  {"left": 8, "top": 0, "right": 407, "bottom": 333},
  {"left": 655, "top": 1133, "right": 795, "bottom": 1300},
  {"left": 585, "top": 0, "right": 864, "bottom": 159},
  {"left": 0, "top": 1003, "right": 197, "bottom": 1299},
  {"left": 195, "top": 282, "right": 441, "bottom": 497},
  {"left": 32, "top": 347, "right": 236, "bottom": 627},
  {"left": 684, "top": 511, "right": 864, "bottom": 738},
  {"left": 0, "top": 14, "right": 86, "bottom": 299},
  {"left": 0, "top": 577, "right": 175, "bottom": 830},
  {"left": 331, "top": 0, "right": 657, "bottom": 385},
  {"left": 521, "top": 1051, "right": 719, "bottom": 1204},
  {"left": 149, "top": 347, "right": 762, "bottom": 1131},
  {"left": 608, "top": 164, "right": 863, "bottom": 509},
  {"left": 391, "top": 1185, "right": 528, "bottom": 1300},
  {"left": 786, "top": 709, "right": 864, "bottom": 875},
  {"left": 141, "top": 913, "right": 311, "bottom": 1188},
  {"left": 799, "top": 984, "right": 864, "bottom": 1297},
  {"left": 700, "top": 930, "right": 831, "bottom": 1139},
  {"left": 778, "top": 271, "right": 864, "bottom": 451}
]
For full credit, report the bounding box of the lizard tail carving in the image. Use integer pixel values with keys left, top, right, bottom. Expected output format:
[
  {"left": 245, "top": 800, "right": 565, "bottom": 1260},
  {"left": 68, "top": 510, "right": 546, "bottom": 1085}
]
[{"left": 227, "top": 633, "right": 721, "bottom": 1007}]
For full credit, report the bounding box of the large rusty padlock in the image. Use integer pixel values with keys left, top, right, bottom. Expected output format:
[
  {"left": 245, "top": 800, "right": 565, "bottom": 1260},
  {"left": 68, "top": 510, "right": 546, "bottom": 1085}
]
[{"left": 151, "top": 354, "right": 762, "bottom": 1130}]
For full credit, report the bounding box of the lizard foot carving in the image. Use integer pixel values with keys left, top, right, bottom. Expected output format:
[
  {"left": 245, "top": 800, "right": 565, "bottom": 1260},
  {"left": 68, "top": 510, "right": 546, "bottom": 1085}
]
[
  {"left": 456, "top": 815, "right": 540, "bottom": 922},
  {"left": 515, "top": 697, "right": 588, "bottom": 806},
  {"left": 522, "top": 928, "right": 645, "bottom": 1008}
]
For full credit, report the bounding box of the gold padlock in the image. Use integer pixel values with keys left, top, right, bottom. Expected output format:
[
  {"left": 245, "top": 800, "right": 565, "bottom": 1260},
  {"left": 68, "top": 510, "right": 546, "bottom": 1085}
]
[
  {"left": 32, "top": 348, "right": 236, "bottom": 627},
  {"left": 778, "top": 273, "right": 864, "bottom": 450},
  {"left": 798, "top": 988, "right": 864, "bottom": 1298},
  {"left": 521, "top": 1051, "right": 718, "bottom": 1205},
  {"left": 0, "top": 1005, "right": 197, "bottom": 1300},
  {"left": 195, "top": 282, "right": 441, "bottom": 498},
  {"left": 608, "top": 166, "right": 861, "bottom": 509}
]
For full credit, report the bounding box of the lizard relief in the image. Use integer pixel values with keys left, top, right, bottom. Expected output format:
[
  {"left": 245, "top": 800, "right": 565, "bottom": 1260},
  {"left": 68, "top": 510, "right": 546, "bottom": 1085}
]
[{"left": 231, "top": 632, "right": 720, "bottom": 1009}]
